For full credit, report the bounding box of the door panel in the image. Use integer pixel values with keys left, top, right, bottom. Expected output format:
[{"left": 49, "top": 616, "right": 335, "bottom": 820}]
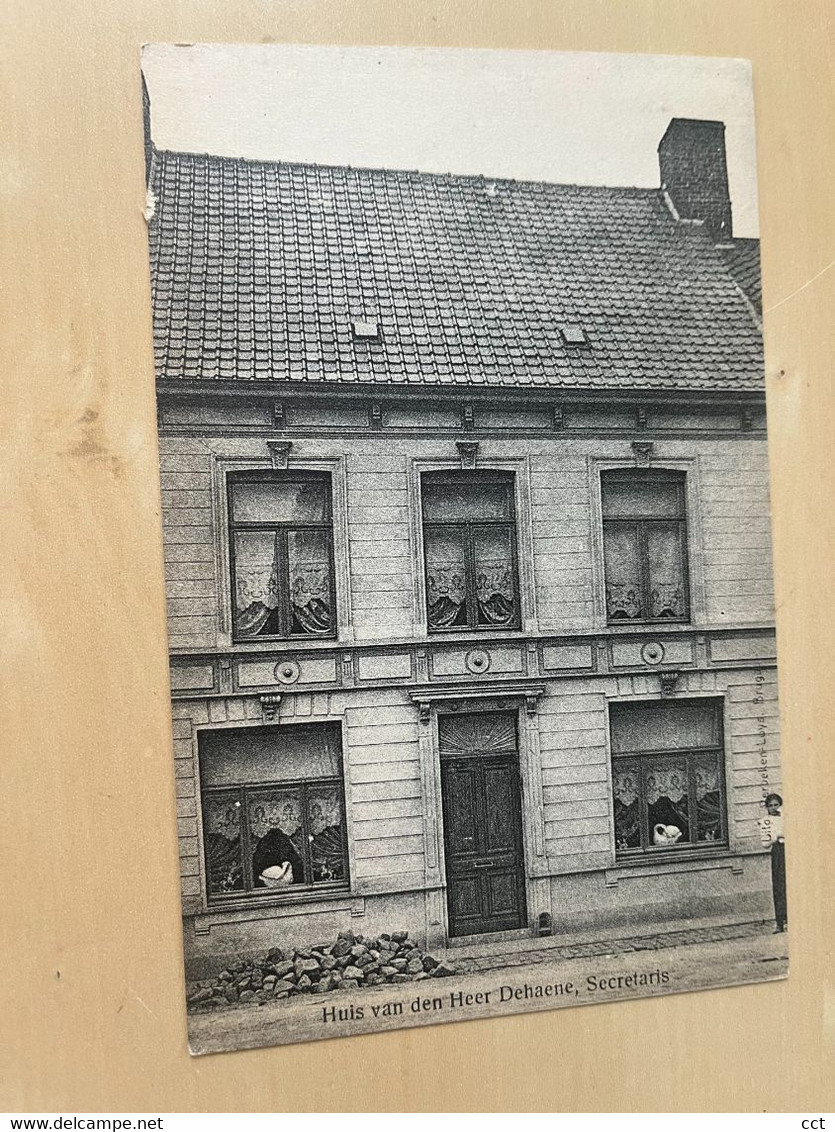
[
  {"left": 448, "top": 875, "right": 482, "bottom": 923},
  {"left": 443, "top": 763, "right": 480, "bottom": 858},
  {"left": 439, "top": 712, "right": 527, "bottom": 937},
  {"left": 485, "top": 870, "right": 521, "bottom": 918},
  {"left": 483, "top": 763, "right": 518, "bottom": 853}
]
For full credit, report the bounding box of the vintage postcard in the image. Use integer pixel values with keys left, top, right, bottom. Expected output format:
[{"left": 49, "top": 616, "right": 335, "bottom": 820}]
[{"left": 141, "top": 44, "right": 787, "bottom": 1054}]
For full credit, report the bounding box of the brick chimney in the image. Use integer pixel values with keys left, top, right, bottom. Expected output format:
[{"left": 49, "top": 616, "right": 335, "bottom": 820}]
[{"left": 658, "top": 118, "right": 732, "bottom": 241}]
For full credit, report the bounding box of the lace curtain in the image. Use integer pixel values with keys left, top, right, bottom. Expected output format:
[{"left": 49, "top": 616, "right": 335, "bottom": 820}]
[
  {"left": 288, "top": 530, "right": 332, "bottom": 633},
  {"left": 425, "top": 528, "right": 466, "bottom": 627},
  {"left": 695, "top": 758, "right": 721, "bottom": 841},
  {"left": 613, "top": 749, "right": 723, "bottom": 850},
  {"left": 475, "top": 559, "right": 515, "bottom": 624},
  {"left": 474, "top": 526, "right": 514, "bottom": 624},
  {"left": 649, "top": 583, "right": 684, "bottom": 619},
  {"left": 613, "top": 766, "right": 641, "bottom": 850},
  {"left": 234, "top": 530, "right": 332, "bottom": 636},
  {"left": 235, "top": 531, "right": 280, "bottom": 635},
  {"left": 307, "top": 786, "right": 343, "bottom": 836},
  {"left": 425, "top": 532, "right": 515, "bottom": 628},
  {"left": 695, "top": 761, "right": 719, "bottom": 799},
  {"left": 308, "top": 786, "right": 345, "bottom": 882},
  {"left": 645, "top": 761, "right": 690, "bottom": 837},
  {"left": 645, "top": 766, "right": 687, "bottom": 803},
  {"left": 248, "top": 787, "right": 345, "bottom": 886},
  {"left": 289, "top": 561, "right": 331, "bottom": 631},
  {"left": 613, "top": 766, "right": 639, "bottom": 806},
  {"left": 606, "top": 583, "right": 642, "bottom": 620},
  {"left": 603, "top": 522, "right": 686, "bottom": 621},
  {"left": 646, "top": 525, "right": 685, "bottom": 618},
  {"left": 426, "top": 568, "right": 465, "bottom": 625},
  {"left": 614, "top": 760, "right": 722, "bottom": 849},
  {"left": 247, "top": 789, "right": 342, "bottom": 841},
  {"left": 205, "top": 796, "right": 243, "bottom": 893},
  {"left": 206, "top": 796, "right": 242, "bottom": 837},
  {"left": 604, "top": 522, "right": 643, "bottom": 619},
  {"left": 249, "top": 791, "right": 303, "bottom": 840}
]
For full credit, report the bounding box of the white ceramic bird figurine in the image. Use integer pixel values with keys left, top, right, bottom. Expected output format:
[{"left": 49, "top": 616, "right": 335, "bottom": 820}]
[
  {"left": 653, "top": 824, "right": 683, "bottom": 846},
  {"left": 260, "top": 861, "right": 294, "bottom": 886}
]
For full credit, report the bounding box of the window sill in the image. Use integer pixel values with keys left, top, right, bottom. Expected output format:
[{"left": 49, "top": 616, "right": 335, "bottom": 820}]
[
  {"left": 597, "top": 621, "right": 696, "bottom": 637},
  {"left": 606, "top": 619, "right": 691, "bottom": 630},
  {"left": 613, "top": 845, "right": 731, "bottom": 868},
  {"left": 204, "top": 884, "right": 352, "bottom": 914},
  {"left": 424, "top": 626, "right": 525, "bottom": 641},
  {"left": 231, "top": 635, "right": 338, "bottom": 648}
]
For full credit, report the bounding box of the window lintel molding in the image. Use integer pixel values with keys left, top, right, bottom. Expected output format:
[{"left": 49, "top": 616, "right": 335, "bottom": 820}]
[
  {"left": 409, "top": 681, "right": 545, "bottom": 720},
  {"left": 631, "top": 440, "right": 654, "bottom": 466},
  {"left": 456, "top": 440, "right": 480, "bottom": 469},
  {"left": 266, "top": 440, "right": 292, "bottom": 469}
]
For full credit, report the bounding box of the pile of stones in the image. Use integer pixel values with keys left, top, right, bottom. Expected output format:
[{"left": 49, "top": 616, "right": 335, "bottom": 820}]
[{"left": 187, "top": 929, "right": 459, "bottom": 1010}]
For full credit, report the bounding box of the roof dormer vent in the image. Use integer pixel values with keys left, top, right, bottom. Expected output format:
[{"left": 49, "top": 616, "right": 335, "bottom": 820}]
[
  {"left": 559, "top": 324, "right": 589, "bottom": 347},
  {"left": 351, "top": 318, "right": 380, "bottom": 342}
]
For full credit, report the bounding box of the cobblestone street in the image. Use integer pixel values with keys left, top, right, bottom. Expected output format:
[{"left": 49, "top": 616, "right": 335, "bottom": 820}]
[{"left": 188, "top": 924, "right": 788, "bottom": 1055}]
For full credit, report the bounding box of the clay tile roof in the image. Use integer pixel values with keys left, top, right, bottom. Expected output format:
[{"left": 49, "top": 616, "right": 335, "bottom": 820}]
[
  {"left": 719, "top": 238, "right": 763, "bottom": 314},
  {"left": 148, "top": 151, "right": 764, "bottom": 392}
]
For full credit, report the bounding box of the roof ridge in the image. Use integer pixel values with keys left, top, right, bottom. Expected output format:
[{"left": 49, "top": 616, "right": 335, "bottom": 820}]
[{"left": 154, "top": 147, "right": 662, "bottom": 196}]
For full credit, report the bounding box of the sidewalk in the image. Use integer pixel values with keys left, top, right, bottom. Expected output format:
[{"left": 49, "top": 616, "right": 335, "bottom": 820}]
[
  {"left": 187, "top": 926, "right": 789, "bottom": 1055},
  {"left": 436, "top": 914, "right": 773, "bottom": 971}
]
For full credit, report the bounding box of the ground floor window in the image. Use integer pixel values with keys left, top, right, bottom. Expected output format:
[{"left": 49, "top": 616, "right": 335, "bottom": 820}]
[
  {"left": 198, "top": 722, "right": 348, "bottom": 900},
  {"left": 609, "top": 698, "right": 726, "bottom": 856}
]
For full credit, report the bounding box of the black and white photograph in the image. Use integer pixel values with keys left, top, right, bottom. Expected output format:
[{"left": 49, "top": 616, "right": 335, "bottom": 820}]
[{"left": 140, "top": 43, "right": 788, "bottom": 1055}]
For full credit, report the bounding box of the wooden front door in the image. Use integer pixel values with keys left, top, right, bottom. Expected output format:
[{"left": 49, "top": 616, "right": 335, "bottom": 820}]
[{"left": 439, "top": 711, "right": 527, "bottom": 937}]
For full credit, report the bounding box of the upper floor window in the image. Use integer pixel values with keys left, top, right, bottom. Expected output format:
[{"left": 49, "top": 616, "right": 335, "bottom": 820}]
[
  {"left": 421, "top": 471, "right": 520, "bottom": 632},
  {"left": 229, "top": 471, "right": 335, "bottom": 641},
  {"left": 601, "top": 469, "right": 689, "bottom": 624},
  {"left": 610, "top": 698, "right": 727, "bottom": 856}
]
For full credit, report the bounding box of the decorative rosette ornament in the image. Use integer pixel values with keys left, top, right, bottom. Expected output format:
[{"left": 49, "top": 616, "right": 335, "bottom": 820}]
[
  {"left": 465, "top": 648, "right": 491, "bottom": 675},
  {"left": 641, "top": 641, "right": 665, "bottom": 666},
  {"left": 274, "top": 658, "right": 301, "bottom": 685}
]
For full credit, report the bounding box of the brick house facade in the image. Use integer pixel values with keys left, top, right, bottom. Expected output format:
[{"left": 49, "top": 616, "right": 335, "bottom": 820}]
[{"left": 146, "top": 113, "right": 781, "bottom": 975}]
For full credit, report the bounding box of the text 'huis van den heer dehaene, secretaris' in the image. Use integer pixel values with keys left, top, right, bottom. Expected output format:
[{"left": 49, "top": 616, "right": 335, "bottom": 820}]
[
  {"left": 321, "top": 969, "right": 671, "bottom": 1024},
  {"left": 141, "top": 43, "right": 788, "bottom": 1054}
]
